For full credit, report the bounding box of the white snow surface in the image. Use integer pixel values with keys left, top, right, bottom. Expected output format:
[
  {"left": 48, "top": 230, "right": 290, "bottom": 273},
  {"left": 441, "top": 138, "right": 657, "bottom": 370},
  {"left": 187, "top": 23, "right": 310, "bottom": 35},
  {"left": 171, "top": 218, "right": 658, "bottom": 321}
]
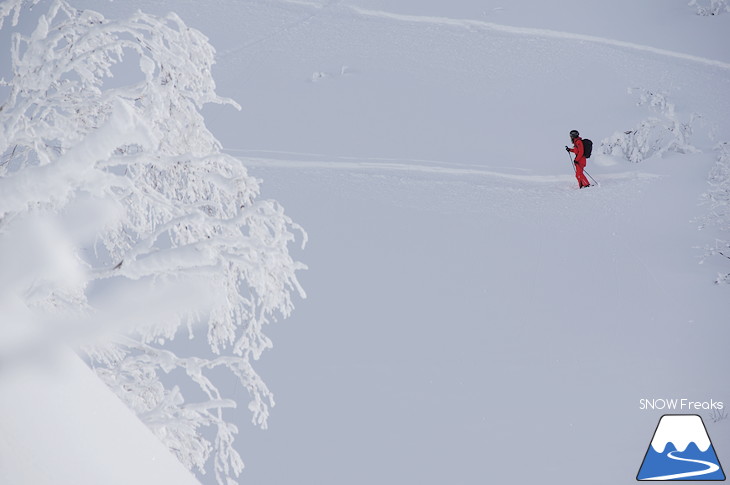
[{"left": 3, "top": 0, "right": 730, "bottom": 484}]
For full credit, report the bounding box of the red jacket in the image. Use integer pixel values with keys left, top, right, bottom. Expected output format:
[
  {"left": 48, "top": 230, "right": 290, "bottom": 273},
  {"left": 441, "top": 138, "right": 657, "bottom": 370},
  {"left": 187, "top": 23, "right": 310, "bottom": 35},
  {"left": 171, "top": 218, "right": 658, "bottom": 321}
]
[{"left": 570, "top": 137, "right": 585, "bottom": 163}]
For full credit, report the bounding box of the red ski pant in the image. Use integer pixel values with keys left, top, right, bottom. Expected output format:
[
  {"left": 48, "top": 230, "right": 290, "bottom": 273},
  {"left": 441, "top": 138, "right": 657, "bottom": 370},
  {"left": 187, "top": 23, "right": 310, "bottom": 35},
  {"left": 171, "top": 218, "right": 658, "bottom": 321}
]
[{"left": 574, "top": 159, "right": 590, "bottom": 187}]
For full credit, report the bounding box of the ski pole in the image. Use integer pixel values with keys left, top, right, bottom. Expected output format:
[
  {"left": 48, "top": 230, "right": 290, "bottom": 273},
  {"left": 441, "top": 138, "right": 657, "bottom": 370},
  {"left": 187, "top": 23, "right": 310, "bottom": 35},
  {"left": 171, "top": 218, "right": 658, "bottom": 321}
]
[{"left": 584, "top": 169, "right": 599, "bottom": 186}]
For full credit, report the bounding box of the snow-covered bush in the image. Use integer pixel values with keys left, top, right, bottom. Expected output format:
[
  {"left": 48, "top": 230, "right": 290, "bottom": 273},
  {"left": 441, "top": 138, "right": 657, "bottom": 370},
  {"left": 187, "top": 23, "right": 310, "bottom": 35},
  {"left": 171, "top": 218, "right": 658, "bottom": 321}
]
[
  {"left": 0, "top": 1, "right": 306, "bottom": 483},
  {"left": 689, "top": 0, "right": 730, "bottom": 16},
  {"left": 700, "top": 142, "right": 730, "bottom": 284},
  {"left": 600, "top": 88, "right": 700, "bottom": 163}
]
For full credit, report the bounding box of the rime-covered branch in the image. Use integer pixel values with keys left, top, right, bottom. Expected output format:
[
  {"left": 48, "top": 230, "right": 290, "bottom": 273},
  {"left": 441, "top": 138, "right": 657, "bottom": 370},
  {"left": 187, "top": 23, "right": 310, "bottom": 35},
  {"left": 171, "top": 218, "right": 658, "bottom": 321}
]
[{"left": 0, "top": 1, "right": 306, "bottom": 483}]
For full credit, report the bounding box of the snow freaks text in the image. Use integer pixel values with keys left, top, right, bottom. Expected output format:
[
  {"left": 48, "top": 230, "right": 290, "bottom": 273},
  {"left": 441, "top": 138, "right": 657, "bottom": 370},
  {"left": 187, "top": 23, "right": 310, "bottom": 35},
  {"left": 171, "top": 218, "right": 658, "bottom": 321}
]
[{"left": 639, "top": 399, "right": 724, "bottom": 411}]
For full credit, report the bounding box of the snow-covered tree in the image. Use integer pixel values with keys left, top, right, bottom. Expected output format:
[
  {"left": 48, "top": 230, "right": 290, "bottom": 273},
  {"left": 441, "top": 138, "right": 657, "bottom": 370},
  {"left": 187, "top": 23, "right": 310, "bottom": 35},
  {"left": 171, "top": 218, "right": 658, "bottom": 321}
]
[
  {"left": 0, "top": 1, "right": 306, "bottom": 483},
  {"left": 600, "top": 88, "right": 700, "bottom": 163},
  {"left": 700, "top": 142, "right": 730, "bottom": 284},
  {"left": 689, "top": 0, "right": 730, "bottom": 16}
]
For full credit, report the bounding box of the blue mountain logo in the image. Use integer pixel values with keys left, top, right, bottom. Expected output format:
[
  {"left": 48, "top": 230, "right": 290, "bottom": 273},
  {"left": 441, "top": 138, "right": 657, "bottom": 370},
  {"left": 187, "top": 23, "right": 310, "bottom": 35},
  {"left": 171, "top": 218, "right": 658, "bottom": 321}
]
[{"left": 637, "top": 414, "right": 725, "bottom": 481}]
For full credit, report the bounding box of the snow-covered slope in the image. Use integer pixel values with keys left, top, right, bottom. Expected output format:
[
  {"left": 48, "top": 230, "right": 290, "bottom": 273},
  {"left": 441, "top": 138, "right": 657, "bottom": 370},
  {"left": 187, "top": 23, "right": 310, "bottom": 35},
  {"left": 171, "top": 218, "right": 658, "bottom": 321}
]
[
  {"left": 193, "top": 3, "right": 730, "bottom": 483},
  {"left": 3, "top": 0, "right": 730, "bottom": 484}
]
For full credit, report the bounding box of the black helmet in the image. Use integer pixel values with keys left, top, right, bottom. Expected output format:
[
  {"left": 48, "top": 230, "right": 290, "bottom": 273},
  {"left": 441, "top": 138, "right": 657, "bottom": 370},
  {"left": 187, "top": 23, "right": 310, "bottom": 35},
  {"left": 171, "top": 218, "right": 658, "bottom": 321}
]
[{"left": 570, "top": 130, "right": 579, "bottom": 139}]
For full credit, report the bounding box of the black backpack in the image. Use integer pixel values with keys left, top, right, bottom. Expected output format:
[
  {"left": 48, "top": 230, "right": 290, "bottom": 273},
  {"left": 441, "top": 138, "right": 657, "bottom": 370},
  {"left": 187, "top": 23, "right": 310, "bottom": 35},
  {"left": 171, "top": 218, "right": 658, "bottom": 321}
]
[{"left": 582, "top": 138, "right": 593, "bottom": 158}]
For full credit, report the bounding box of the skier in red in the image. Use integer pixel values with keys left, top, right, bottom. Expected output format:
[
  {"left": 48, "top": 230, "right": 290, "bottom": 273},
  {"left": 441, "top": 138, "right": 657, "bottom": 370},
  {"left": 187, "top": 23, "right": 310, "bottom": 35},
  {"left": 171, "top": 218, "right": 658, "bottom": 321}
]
[{"left": 566, "top": 130, "right": 591, "bottom": 189}]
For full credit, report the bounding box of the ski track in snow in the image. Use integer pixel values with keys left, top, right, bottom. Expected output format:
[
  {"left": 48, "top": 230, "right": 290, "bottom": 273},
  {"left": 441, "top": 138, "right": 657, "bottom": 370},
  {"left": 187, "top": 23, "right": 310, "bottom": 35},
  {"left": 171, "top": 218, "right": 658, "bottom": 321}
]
[
  {"left": 226, "top": 148, "right": 659, "bottom": 185},
  {"left": 262, "top": 0, "right": 730, "bottom": 71}
]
